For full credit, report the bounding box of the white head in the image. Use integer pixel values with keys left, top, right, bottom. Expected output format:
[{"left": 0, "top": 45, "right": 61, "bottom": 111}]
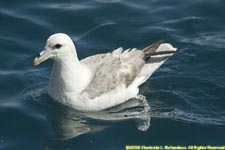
[{"left": 33, "top": 33, "right": 77, "bottom": 66}]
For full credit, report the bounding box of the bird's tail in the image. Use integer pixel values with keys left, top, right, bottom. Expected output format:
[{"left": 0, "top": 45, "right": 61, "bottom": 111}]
[
  {"left": 143, "top": 40, "right": 176, "bottom": 61},
  {"left": 132, "top": 41, "right": 177, "bottom": 87}
]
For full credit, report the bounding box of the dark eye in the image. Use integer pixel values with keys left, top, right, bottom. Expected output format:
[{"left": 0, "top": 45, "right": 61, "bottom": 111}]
[{"left": 53, "top": 44, "right": 62, "bottom": 49}]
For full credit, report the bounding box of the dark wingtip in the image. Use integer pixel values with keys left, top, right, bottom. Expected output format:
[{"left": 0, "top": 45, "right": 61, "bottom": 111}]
[
  {"left": 149, "top": 50, "right": 176, "bottom": 56},
  {"left": 142, "top": 40, "right": 177, "bottom": 62},
  {"left": 143, "top": 40, "right": 164, "bottom": 54}
]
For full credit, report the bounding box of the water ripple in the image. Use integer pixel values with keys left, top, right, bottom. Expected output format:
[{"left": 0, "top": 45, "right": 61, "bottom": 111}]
[
  {"left": 182, "top": 33, "right": 225, "bottom": 49},
  {"left": 37, "top": 2, "right": 95, "bottom": 10},
  {"left": 0, "top": 9, "right": 52, "bottom": 31},
  {"left": 1, "top": 0, "right": 225, "bottom": 148}
]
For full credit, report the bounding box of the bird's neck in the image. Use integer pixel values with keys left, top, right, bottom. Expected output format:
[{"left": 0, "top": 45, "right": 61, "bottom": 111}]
[{"left": 48, "top": 52, "right": 92, "bottom": 100}]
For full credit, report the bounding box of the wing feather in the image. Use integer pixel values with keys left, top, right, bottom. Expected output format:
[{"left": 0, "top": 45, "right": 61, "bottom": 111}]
[
  {"left": 80, "top": 41, "right": 176, "bottom": 99},
  {"left": 81, "top": 48, "right": 145, "bottom": 99}
]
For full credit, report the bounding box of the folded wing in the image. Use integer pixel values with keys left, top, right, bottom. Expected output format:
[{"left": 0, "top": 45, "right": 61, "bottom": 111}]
[{"left": 80, "top": 41, "right": 176, "bottom": 99}]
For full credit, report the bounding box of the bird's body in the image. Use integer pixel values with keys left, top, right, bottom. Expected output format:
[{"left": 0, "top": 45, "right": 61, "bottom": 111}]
[{"left": 34, "top": 33, "right": 176, "bottom": 112}]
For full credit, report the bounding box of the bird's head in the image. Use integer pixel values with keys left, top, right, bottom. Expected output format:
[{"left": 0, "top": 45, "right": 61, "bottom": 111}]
[{"left": 33, "top": 33, "right": 76, "bottom": 66}]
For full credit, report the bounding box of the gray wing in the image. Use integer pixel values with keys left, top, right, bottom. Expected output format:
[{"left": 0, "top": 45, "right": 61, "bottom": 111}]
[
  {"left": 80, "top": 47, "right": 145, "bottom": 99},
  {"left": 80, "top": 41, "right": 174, "bottom": 99}
]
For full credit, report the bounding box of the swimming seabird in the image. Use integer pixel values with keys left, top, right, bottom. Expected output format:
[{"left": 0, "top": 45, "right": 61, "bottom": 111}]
[{"left": 33, "top": 33, "right": 176, "bottom": 112}]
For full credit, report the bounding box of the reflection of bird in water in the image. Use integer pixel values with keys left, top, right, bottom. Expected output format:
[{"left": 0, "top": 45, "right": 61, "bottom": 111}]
[
  {"left": 47, "top": 95, "right": 150, "bottom": 141},
  {"left": 33, "top": 33, "right": 176, "bottom": 111},
  {"left": 43, "top": 97, "right": 150, "bottom": 150},
  {"left": 21, "top": 82, "right": 150, "bottom": 142}
]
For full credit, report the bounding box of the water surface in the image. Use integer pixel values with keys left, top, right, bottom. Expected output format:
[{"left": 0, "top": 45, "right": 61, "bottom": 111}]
[{"left": 0, "top": 0, "right": 225, "bottom": 149}]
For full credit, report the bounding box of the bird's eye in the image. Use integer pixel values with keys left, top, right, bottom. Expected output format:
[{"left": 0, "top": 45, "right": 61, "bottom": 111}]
[{"left": 53, "top": 44, "right": 62, "bottom": 49}]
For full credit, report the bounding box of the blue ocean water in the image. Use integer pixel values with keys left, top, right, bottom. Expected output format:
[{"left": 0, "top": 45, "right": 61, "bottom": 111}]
[{"left": 0, "top": 0, "right": 225, "bottom": 149}]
